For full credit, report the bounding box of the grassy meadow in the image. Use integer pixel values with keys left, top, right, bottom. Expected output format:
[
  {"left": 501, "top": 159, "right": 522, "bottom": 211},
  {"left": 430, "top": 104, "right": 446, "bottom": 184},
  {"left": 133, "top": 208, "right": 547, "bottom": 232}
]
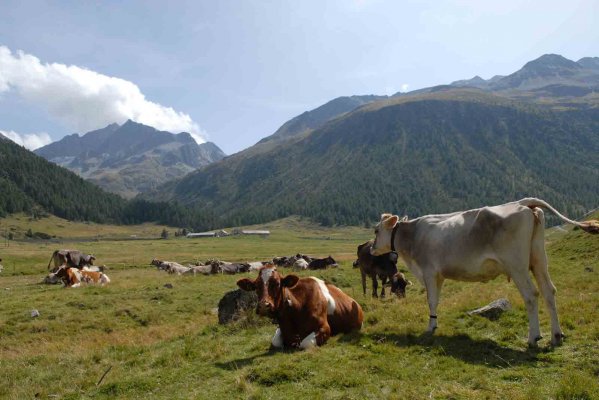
[{"left": 0, "top": 214, "right": 597, "bottom": 399}]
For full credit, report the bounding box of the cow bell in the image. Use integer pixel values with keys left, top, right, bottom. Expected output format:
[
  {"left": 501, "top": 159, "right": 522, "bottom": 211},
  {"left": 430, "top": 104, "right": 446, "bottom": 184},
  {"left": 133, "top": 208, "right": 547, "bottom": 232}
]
[{"left": 388, "top": 252, "right": 398, "bottom": 263}]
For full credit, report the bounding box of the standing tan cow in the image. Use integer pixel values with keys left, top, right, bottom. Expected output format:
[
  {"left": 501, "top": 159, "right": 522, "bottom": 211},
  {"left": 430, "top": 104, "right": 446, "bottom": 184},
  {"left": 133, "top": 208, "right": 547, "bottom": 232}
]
[{"left": 371, "top": 197, "right": 598, "bottom": 346}]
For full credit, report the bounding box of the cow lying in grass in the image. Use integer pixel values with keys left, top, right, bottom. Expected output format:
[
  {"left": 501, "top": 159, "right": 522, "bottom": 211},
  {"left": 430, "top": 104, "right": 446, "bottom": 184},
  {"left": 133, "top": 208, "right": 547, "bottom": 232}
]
[
  {"left": 272, "top": 254, "right": 313, "bottom": 268},
  {"left": 248, "top": 261, "right": 268, "bottom": 272},
  {"left": 55, "top": 266, "right": 110, "bottom": 288},
  {"left": 184, "top": 264, "right": 215, "bottom": 276},
  {"left": 308, "top": 256, "right": 337, "bottom": 270},
  {"left": 43, "top": 264, "right": 106, "bottom": 285},
  {"left": 371, "top": 197, "right": 598, "bottom": 347},
  {"left": 83, "top": 265, "right": 107, "bottom": 273},
  {"left": 354, "top": 240, "right": 411, "bottom": 298},
  {"left": 151, "top": 259, "right": 190, "bottom": 275},
  {"left": 237, "top": 264, "right": 363, "bottom": 349},
  {"left": 153, "top": 258, "right": 254, "bottom": 275},
  {"left": 293, "top": 258, "right": 309, "bottom": 270}
]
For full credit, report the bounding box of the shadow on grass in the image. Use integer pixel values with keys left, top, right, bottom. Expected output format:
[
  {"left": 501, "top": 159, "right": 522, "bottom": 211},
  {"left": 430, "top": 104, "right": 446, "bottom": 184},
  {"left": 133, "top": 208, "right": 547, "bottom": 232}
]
[
  {"left": 214, "top": 348, "right": 281, "bottom": 371},
  {"left": 340, "top": 331, "right": 542, "bottom": 368}
]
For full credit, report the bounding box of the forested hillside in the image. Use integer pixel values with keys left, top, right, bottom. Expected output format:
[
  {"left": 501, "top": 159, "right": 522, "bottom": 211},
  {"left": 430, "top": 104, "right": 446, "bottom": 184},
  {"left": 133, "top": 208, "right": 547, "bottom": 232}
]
[
  {"left": 0, "top": 136, "right": 218, "bottom": 229},
  {"left": 145, "top": 89, "right": 599, "bottom": 227},
  {"left": 0, "top": 135, "right": 125, "bottom": 221}
]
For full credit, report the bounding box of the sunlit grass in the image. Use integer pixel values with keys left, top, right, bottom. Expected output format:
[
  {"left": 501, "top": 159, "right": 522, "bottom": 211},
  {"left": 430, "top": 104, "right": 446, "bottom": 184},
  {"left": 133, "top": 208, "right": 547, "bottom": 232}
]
[{"left": 0, "top": 216, "right": 597, "bottom": 399}]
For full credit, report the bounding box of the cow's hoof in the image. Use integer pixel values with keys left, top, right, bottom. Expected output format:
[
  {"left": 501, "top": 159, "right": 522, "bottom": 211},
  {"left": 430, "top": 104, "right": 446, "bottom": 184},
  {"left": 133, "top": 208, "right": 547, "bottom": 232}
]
[
  {"left": 551, "top": 332, "right": 566, "bottom": 346},
  {"left": 527, "top": 335, "right": 542, "bottom": 349}
]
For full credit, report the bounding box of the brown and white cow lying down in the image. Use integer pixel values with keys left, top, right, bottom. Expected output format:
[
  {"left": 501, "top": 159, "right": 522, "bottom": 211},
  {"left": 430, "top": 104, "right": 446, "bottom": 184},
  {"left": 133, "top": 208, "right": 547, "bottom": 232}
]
[
  {"left": 371, "top": 197, "right": 598, "bottom": 347},
  {"left": 55, "top": 266, "right": 110, "bottom": 288},
  {"left": 237, "top": 264, "right": 363, "bottom": 350}
]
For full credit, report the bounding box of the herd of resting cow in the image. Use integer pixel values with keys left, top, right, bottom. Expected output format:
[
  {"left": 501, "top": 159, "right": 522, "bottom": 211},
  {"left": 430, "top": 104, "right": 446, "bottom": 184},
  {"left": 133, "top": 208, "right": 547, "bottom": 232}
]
[
  {"left": 43, "top": 243, "right": 408, "bottom": 298},
  {"left": 33, "top": 198, "right": 599, "bottom": 350}
]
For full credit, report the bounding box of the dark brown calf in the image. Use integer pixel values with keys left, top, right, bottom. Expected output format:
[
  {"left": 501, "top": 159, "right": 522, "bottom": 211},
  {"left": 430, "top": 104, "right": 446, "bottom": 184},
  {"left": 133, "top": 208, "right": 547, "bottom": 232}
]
[
  {"left": 355, "top": 240, "right": 410, "bottom": 298},
  {"left": 237, "top": 264, "right": 363, "bottom": 349}
]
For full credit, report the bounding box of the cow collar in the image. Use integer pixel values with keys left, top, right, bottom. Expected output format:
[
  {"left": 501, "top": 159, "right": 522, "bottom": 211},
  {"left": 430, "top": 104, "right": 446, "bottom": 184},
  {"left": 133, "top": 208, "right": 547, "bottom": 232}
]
[{"left": 390, "top": 222, "right": 399, "bottom": 261}]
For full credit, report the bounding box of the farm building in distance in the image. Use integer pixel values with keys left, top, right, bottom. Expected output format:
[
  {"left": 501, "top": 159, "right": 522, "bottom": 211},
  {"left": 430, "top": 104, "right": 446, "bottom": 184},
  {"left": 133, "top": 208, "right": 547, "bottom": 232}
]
[
  {"left": 186, "top": 229, "right": 270, "bottom": 238},
  {"left": 186, "top": 230, "right": 229, "bottom": 238},
  {"left": 239, "top": 230, "right": 270, "bottom": 237}
]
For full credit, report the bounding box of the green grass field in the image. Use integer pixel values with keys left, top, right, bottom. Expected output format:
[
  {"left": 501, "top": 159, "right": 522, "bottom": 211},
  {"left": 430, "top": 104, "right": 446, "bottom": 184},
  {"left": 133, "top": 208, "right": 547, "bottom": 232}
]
[{"left": 0, "top": 215, "right": 597, "bottom": 399}]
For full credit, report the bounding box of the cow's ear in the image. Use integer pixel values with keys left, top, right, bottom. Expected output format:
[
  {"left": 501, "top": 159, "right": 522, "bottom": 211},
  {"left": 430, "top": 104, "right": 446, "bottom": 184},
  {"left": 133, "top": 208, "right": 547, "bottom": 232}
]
[
  {"left": 384, "top": 215, "right": 399, "bottom": 229},
  {"left": 237, "top": 278, "right": 256, "bottom": 291},
  {"left": 380, "top": 213, "right": 392, "bottom": 222},
  {"left": 281, "top": 274, "right": 300, "bottom": 288},
  {"left": 400, "top": 215, "right": 408, "bottom": 222}
]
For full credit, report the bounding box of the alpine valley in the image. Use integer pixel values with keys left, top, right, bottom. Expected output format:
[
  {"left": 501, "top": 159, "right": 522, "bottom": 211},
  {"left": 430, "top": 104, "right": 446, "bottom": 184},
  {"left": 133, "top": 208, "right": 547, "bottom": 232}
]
[
  {"left": 142, "top": 54, "right": 599, "bottom": 227},
  {"left": 4, "top": 54, "right": 599, "bottom": 229}
]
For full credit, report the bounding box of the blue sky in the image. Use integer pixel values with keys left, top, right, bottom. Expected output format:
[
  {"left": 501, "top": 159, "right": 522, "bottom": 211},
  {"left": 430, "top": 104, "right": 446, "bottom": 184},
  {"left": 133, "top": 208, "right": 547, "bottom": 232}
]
[{"left": 0, "top": 0, "right": 597, "bottom": 153}]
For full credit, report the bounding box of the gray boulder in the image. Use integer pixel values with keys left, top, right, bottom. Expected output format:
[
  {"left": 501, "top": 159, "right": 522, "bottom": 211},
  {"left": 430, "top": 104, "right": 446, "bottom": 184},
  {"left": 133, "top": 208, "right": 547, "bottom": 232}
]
[
  {"left": 218, "top": 289, "right": 258, "bottom": 324},
  {"left": 467, "top": 298, "right": 511, "bottom": 320}
]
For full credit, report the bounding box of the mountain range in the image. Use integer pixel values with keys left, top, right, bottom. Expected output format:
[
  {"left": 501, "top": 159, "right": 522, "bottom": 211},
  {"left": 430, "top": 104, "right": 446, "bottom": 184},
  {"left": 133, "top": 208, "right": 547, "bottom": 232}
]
[
  {"left": 35, "top": 120, "right": 225, "bottom": 198},
  {"left": 4, "top": 53, "right": 598, "bottom": 230},
  {"left": 142, "top": 54, "right": 599, "bottom": 227},
  {"left": 446, "top": 54, "right": 599, "bottom": 108}
]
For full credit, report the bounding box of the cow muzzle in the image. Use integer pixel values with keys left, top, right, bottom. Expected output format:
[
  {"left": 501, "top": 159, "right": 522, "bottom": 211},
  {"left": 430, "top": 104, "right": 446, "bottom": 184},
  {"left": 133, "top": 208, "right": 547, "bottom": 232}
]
[{"left": 257, "top": 301, "right": 274, "bottom": 316}]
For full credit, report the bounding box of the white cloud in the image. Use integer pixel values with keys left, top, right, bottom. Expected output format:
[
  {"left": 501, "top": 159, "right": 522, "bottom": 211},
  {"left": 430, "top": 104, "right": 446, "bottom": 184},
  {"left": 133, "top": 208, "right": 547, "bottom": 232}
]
[
  {"left": 400, "top": 83, "right": 410, "bottom": 93},
  {"left": 1, "top": 130, "right": 52, "bottom": 150},
  {"left": 0, "top": 46, "right": 206, "bottom": 143}
]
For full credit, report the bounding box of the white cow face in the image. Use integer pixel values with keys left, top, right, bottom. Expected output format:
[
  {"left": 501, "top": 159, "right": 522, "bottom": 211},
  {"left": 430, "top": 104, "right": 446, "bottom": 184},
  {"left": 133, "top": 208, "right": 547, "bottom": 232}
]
[
  {"left": 237, "top": 264, "right": 299, "bottom": 318},
  {"left": 371, "top": 213, "right": 399, "bottom": 256}
]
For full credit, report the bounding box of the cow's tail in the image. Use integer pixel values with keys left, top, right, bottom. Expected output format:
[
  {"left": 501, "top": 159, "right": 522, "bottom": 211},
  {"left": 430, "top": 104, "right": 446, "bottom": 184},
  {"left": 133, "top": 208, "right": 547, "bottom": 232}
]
[
  {"left": 518, "top": 197, "right": 599, "bottom": 234},
  {"left": 47, "top": 250, "right": 58, "bottom": 270}
]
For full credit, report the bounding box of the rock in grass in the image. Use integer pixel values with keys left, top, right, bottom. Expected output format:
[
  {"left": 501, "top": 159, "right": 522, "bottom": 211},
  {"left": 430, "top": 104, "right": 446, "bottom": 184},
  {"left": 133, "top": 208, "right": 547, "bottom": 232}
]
[
  {"left": 584, "top": 266, "right": 594, "bottom": 273},
  {"left": 163, "top": 283, "right": 173, "bottom": 289},
  {"left": 31, "top": 309, "right": 40, "bottom": 318},
  {"left": 218, "top": 289, "right": 258, "bottom": 324},
  {"left": 467, "top": 298, "right": 511, "bottom": 320}
]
